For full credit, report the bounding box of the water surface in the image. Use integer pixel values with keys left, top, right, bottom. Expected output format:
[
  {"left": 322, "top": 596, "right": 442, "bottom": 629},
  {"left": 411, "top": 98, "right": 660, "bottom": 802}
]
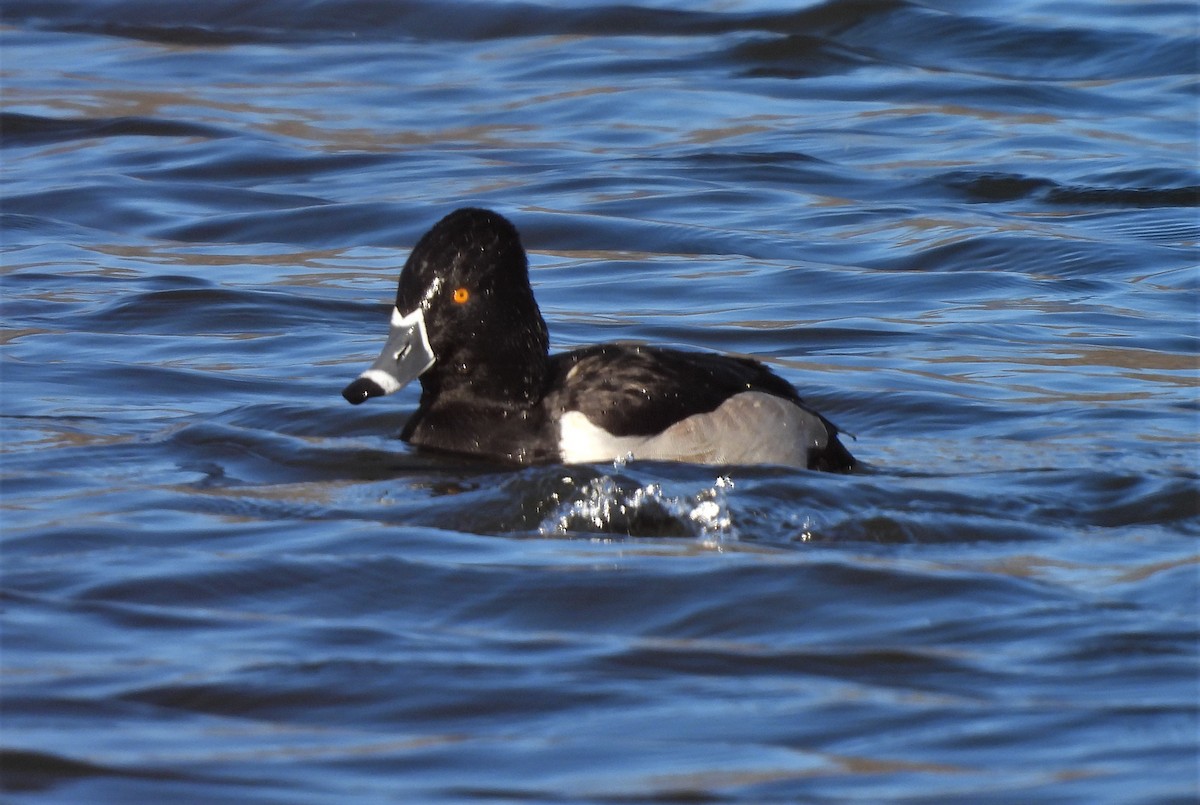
[{"left": 2, "top": 1, "right": 1198, "bottom": 802}]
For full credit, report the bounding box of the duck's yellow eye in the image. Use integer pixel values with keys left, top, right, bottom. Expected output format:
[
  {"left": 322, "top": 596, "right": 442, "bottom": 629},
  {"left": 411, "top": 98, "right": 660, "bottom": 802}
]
[{"left": 452, "top": 287, "right": 470, "bottom": 304}]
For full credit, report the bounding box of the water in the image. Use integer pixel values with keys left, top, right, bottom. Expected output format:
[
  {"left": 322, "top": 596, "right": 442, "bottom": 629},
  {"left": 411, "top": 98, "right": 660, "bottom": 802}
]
[{"left": 2, "top": 0, "right": 1197, "bottom": 801}]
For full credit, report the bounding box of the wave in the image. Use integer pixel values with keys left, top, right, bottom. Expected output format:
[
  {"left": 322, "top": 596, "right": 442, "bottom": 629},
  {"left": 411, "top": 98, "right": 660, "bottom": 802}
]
[{"left": 7, "top": 1, "right": 1193, "bottom": 81}]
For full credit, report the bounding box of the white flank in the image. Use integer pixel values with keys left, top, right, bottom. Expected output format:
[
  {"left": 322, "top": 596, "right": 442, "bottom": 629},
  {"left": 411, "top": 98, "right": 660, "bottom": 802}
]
[{"left": 558, "top": 392, "right": 826, "bottom": 467}]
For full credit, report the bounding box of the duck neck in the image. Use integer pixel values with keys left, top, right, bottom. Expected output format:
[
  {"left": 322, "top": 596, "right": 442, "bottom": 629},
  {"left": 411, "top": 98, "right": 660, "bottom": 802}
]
[{"left": 422, "top": 338, "right": 549, "bottom": 407}]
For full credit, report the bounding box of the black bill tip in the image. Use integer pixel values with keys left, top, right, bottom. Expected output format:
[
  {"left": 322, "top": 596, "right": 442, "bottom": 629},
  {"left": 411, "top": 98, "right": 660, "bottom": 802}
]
[{"left": 342, "top": 377, "right": 385, "bottom": 405}]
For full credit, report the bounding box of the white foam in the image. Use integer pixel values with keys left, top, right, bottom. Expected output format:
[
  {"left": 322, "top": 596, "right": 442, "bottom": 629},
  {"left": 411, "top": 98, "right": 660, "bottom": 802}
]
[{"left": 537, "top": 473, "right": 738, "bottom": 543}]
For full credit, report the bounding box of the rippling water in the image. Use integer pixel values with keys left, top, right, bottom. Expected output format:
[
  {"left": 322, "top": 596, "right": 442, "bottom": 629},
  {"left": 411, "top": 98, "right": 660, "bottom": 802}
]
[{"left": 3, "top": 0, "right": 1198, "bottom": 801}]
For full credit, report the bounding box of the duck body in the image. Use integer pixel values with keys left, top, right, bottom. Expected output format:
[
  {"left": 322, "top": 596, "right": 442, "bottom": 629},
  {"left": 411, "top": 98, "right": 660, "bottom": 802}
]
[{"left": 342, "top": 208, "right": 856, "bottom": 472}]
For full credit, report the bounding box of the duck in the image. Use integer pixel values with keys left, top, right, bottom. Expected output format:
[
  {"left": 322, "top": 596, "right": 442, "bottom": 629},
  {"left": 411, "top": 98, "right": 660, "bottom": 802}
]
[{"left": 341, "top": 208, "right": 856, "bottom": 471}]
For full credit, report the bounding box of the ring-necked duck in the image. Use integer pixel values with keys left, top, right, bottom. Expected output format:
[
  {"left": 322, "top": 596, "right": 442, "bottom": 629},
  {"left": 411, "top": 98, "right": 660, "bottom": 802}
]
[{"left": 342, "top": 208, "right": 856, "bottom": 471}]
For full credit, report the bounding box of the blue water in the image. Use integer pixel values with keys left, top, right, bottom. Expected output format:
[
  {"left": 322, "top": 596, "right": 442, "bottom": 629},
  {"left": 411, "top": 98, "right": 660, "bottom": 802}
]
[{"left": 2, "top": 1, "right": 1198, "bottom": 801}]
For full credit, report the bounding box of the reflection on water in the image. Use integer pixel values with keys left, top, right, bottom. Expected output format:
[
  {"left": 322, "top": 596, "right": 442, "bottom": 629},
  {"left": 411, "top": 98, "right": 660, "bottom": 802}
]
[{"left": 2, "top": 0, "right": 1197, "bottom": 802}]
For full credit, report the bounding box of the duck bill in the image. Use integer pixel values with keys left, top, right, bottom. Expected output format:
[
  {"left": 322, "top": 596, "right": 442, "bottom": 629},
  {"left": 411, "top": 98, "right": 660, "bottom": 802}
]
[{"left": 341, "top": 307, "right": 436, "bottom": 405}]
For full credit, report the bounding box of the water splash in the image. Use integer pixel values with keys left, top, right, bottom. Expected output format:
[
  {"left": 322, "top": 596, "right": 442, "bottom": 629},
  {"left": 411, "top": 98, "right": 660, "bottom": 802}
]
[{"left": 538, "top": 470, "right": 737, "bottom": 543}]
